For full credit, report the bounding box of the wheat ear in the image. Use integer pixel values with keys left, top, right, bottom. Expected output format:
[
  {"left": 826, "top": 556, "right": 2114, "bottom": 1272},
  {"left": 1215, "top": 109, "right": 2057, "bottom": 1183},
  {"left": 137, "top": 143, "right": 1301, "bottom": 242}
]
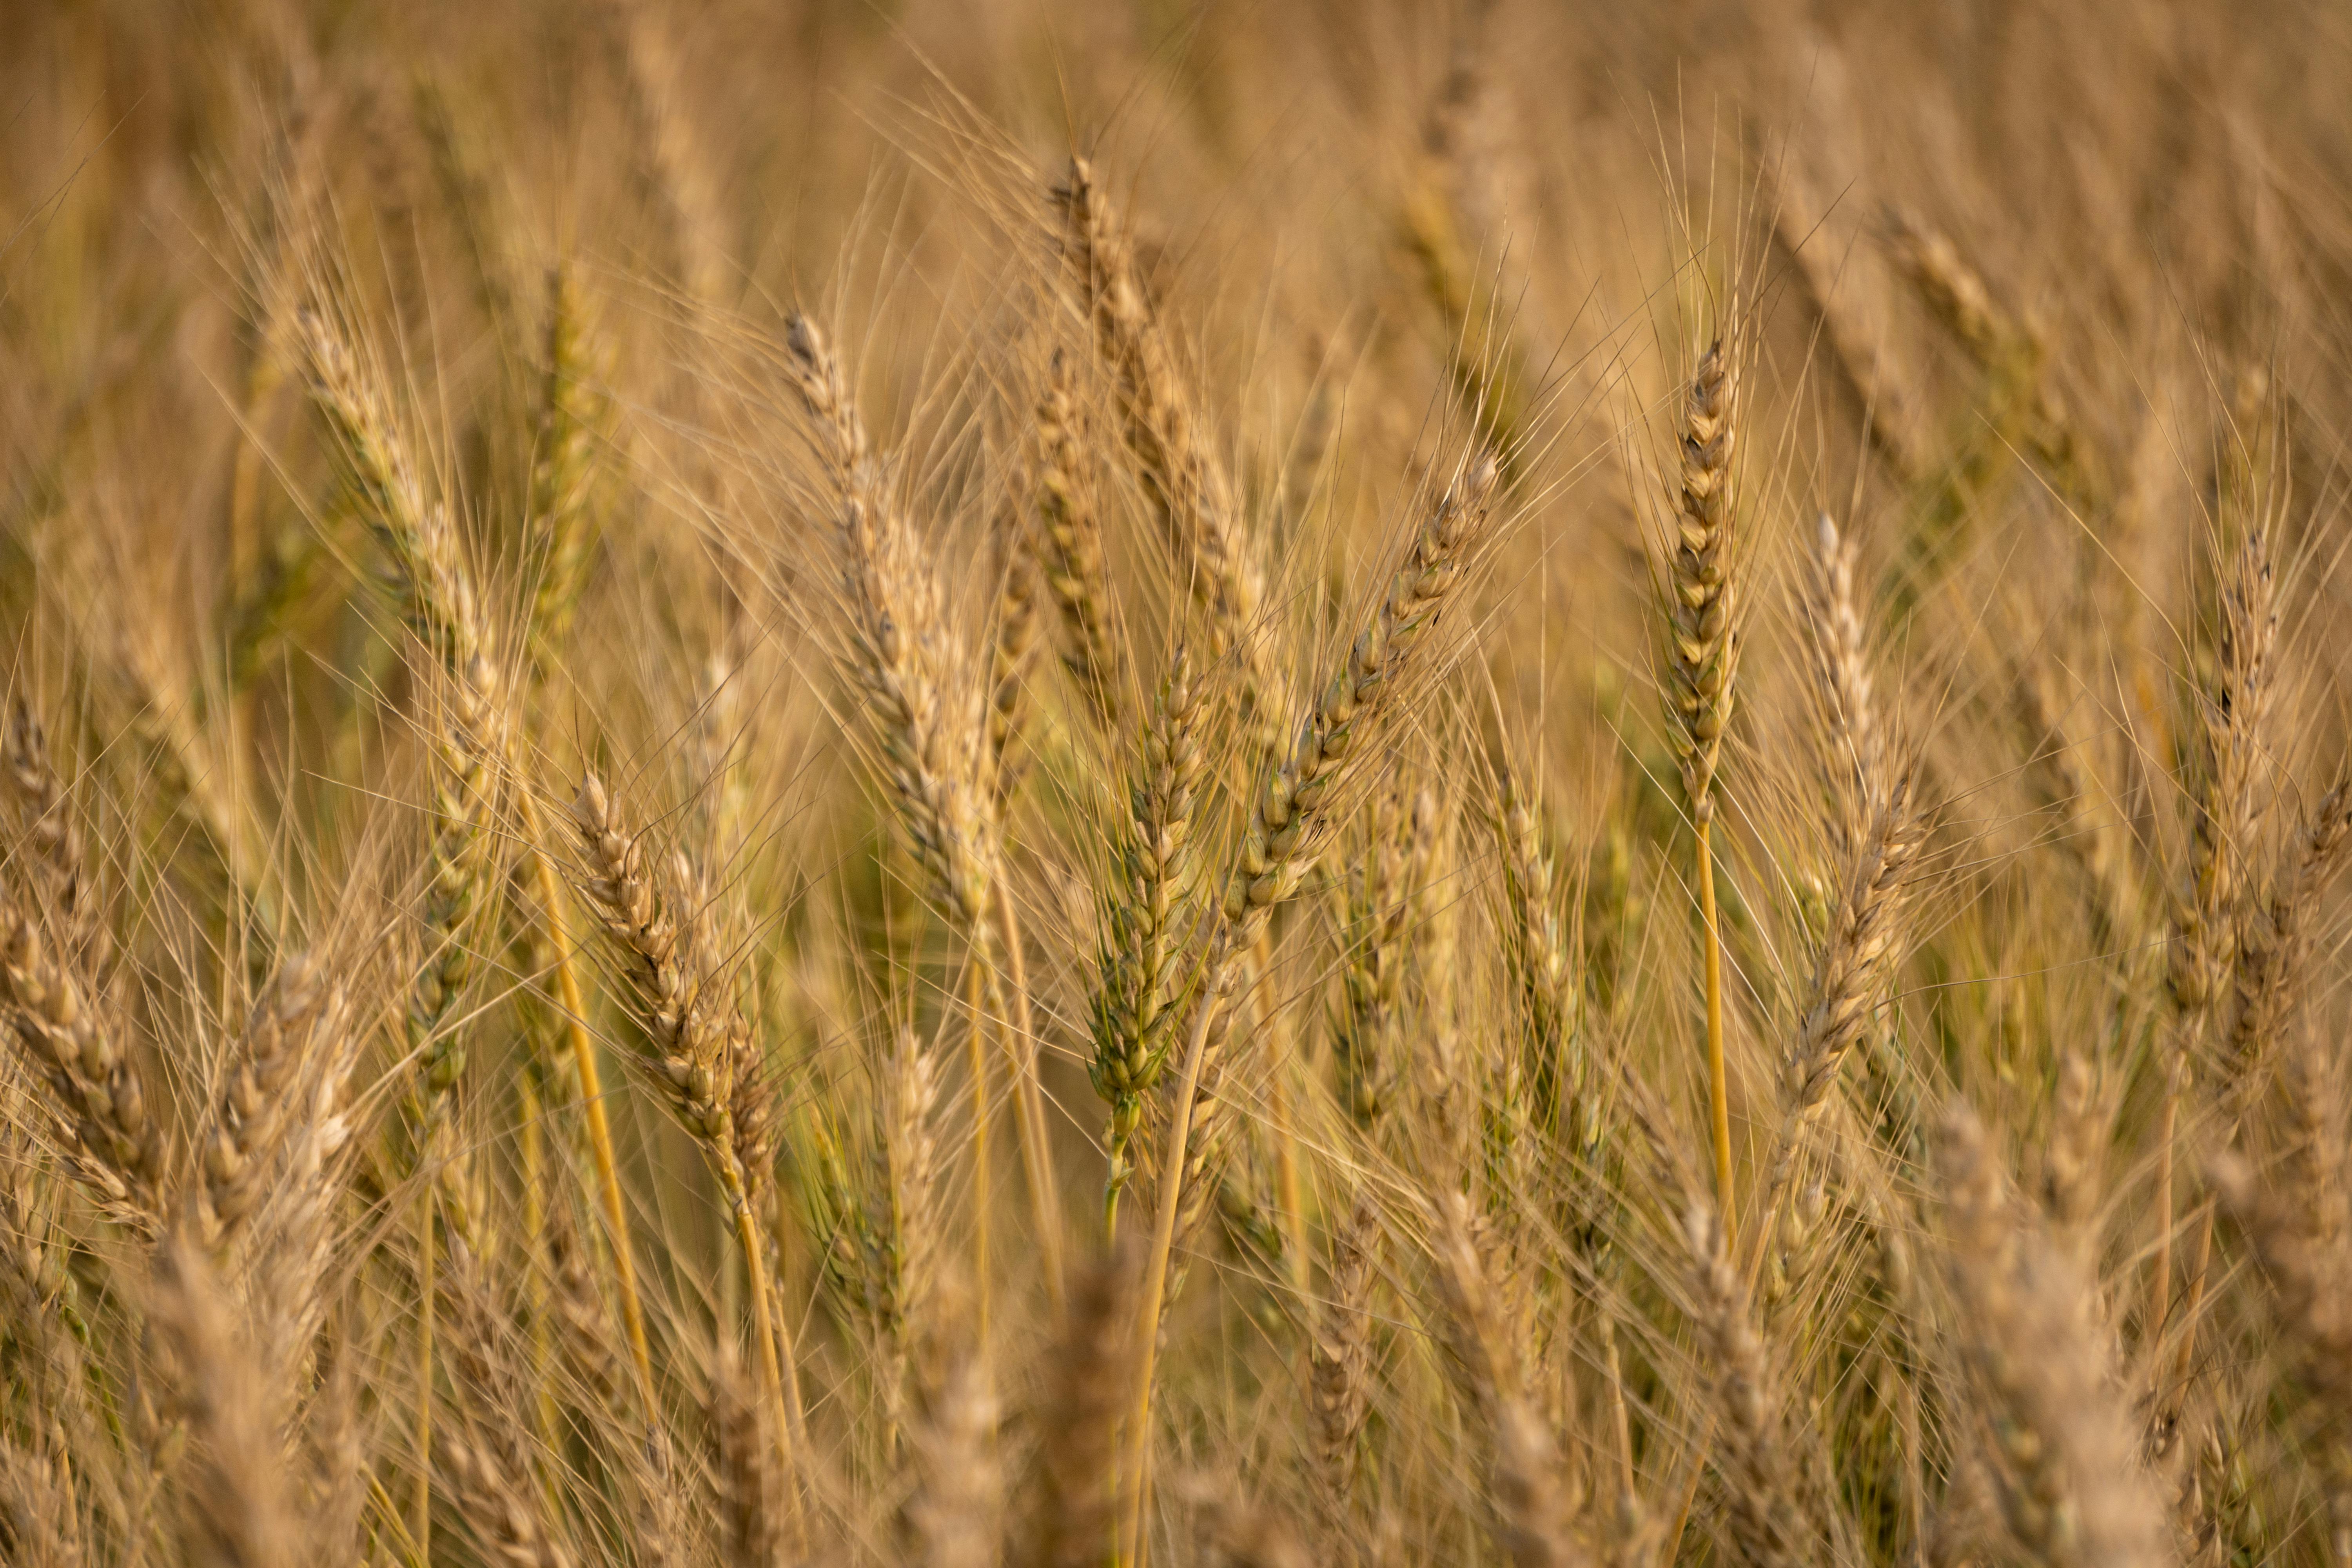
[
  {"left": 712, "top": 1338, "right": 782, "bottom": 1568},
  {"left": 1052, "top": 158, "right": 1278, "bottom": 748},
  {"left": 1682, "top": 1202, "right": 1814, "bottom": 1567},
  {"left": 1758, "top": 774, "right": 1924, "bottom": 1219},
  {"left": 568, "top": 773, "right": 804, "bottom": 1546},
  {"left": 780, "top": 313, "right": 1063, "bottom": 1313},
  {"left": 2221, "top": 779, "right": 2352, "bottom": 1115},
  {"left": 1428, "top": 1192, "right": 1578, "bottom": 1568},
  {"left": 1308, "top": 1189, "right": 1379, "bottom": 1528},
  {"left": 434, "top": 1227, "right": 574, "bottom": 1568},
  {"left": 1664, "top": 338, "right": 1742, "bottom": 1229},
  {"left": 1331, "top": 778, "right": 1414, "bottom": 1129},
  {"left": 525, "top": 261, "right": 607, "bottom": 669},
  {"left": 0, "top": 901, "right": 163, "bottom": 1232},
  {"left": 2152, "top": 521, "right": 2277, "bottom": 1357},
  {"left": 4, "top": 701, "right": 87, "bottom": 921},
  {"left": 505, "top": 264, "right": 657, "bottom": 1401},
  {"left": 1029, "top": 1243, "right": 1140, "bottom": 1568},
  {"left": 197, "top": 953, "right": 351, "bottom": 1253},
  {"left": 1033, "top": 350, "right": 1124, "bottom": 728},
  {"left": 152, "top": 1230, "right": 293, "bottom": 1568},
  {"left": 1935, "top": 1102, "right": 2166, "bottom": 1568},
  {"left": 1090, "top": 646, "right": 1207, "bottom": 1231}
]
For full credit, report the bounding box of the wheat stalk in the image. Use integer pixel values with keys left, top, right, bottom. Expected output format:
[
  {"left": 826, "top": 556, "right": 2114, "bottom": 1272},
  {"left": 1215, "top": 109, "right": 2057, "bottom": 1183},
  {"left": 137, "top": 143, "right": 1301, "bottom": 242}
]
[
  {"left": 1122, "top": 450, "right": 1499, "bottom": 1562},
  {"left": 1663, "top": 338, "right": 1743, "bottom": 1230}
]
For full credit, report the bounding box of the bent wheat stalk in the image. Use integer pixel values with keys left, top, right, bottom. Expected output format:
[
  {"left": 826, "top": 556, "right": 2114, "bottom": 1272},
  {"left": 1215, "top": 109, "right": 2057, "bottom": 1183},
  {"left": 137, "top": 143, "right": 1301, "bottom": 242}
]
[{"left": 1121, "top": 450, "right": 1499, "bottom": 1564}]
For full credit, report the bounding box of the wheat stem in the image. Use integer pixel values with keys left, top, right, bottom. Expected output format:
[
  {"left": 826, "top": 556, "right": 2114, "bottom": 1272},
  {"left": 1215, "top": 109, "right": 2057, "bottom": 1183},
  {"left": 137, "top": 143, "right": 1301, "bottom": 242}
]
[
  {"left": 1697, "top": 827, "right": 1735, "bottom": 1229},
  {"left": 965, "top": 950, "right": 993, "bottom": 1344}
]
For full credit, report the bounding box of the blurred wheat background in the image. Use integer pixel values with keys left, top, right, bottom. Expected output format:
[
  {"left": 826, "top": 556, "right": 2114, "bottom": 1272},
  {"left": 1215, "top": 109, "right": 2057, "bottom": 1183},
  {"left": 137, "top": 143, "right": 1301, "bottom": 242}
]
[{"left": 4, "top": 2, "right": 2352, "bottom": 1565}]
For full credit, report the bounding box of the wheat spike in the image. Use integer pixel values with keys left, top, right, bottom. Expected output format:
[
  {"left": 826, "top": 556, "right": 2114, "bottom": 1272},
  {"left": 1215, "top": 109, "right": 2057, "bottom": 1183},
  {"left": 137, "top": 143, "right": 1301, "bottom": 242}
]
[
  {"left": 1052, "top": 158, "right": 1278, "bottom": 747},
  {"left": 0, "top": 901, "right": 163, "bottom": 1230},
  {"left": 1032, "top": 350, "right": 1125, "bottom": 728},
  {"left": 1935, "top": 1102, "right": 2166, "bottom": 1568}
]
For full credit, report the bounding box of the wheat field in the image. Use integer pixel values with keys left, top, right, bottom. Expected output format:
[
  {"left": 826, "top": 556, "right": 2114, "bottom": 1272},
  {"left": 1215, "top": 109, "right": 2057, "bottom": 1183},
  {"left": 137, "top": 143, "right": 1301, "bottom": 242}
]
[{"left": 3, "top": 2, "right": 2350, "bottom": 1565}]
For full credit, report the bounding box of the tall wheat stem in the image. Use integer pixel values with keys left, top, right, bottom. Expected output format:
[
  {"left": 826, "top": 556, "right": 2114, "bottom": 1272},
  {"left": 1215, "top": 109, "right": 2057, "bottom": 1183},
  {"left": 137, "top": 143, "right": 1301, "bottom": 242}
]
[
  {"left": 1665, "top": 340, "right": 1742, "bottom": 1232},
  {"left": 965, "top": 951, "right": 993, "bottom": 1343},
  {"left": 413, "top": 1187, "right": 435, "bottom": 1553},
  {"left": 1120, "top": 946, "right": 1228, "bottom": 1567},
  {"left": 1249, "top": 926, "right": 1312, "bottom": 1300},
  {"left": 1697, "top": 829, "right": 1733, "bottom": 1227},
  {"left": 993, "top": 891, "right": 1067, "bottom": 1320}
]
